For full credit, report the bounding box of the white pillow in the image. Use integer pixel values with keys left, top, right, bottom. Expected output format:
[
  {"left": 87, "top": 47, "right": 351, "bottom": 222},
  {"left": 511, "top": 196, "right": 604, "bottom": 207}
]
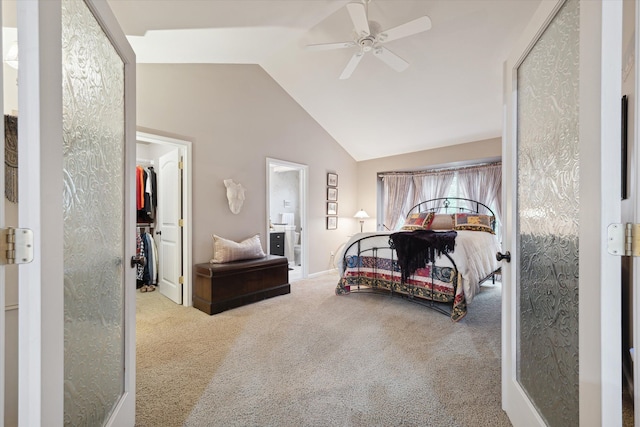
[{"left": 210, "top": 234, "right": 266, "bottom": 263}]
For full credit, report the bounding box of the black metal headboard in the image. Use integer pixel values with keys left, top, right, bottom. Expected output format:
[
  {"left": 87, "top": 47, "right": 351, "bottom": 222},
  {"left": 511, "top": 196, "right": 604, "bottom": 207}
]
[
  {"left": 406, "top": 197, "right": 496, "bottom": 231},
  {"left": 406, "top": 197, "right": 495, "bottom": 217}
]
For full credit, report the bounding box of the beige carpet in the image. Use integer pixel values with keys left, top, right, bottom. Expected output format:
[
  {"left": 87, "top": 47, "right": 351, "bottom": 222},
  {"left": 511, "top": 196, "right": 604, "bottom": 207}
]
[{"left": 136, "top": 273, "right": 509, "bottom": 427}]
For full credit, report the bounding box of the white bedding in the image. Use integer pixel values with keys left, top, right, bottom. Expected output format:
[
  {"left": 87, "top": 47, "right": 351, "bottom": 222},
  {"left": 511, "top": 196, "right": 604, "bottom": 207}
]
[{"left": 336, "top": 229, "right": 501, "bottom": 303}]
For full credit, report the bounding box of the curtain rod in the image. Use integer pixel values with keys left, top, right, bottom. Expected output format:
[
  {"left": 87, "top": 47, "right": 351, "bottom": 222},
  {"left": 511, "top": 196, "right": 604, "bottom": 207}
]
[{"left": 378, "top": 161, "right": 501, "bottom": 178}]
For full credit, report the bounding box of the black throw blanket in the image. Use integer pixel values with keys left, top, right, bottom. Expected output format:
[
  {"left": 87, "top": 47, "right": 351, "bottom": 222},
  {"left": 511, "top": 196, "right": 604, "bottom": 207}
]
[{"left": 390, "top": 229, "right": 457, "bottom": 283}]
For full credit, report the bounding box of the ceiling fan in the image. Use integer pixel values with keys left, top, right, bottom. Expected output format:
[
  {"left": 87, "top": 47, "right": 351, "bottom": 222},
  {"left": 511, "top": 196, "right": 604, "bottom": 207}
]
[{"left": 305, "top": 0, "right": 432, "bottom": 79}]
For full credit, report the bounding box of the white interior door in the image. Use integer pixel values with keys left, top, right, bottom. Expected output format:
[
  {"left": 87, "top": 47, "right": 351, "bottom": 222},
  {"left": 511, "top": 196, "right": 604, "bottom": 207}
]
[
  {"left": 158, "top": 149, "right": 183, "bottom": 304},
  {"left": 502, "top": 0, "right": 622, "bottom": 425},
  {"left": 17, "top": 0, "right": 136, "bottom": 425}
]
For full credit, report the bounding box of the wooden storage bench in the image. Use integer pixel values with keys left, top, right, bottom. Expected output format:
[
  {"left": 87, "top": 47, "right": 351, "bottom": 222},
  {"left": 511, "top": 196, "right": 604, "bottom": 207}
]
[{"left": 193, "top": 255, "right": 290, "bottom": 315}]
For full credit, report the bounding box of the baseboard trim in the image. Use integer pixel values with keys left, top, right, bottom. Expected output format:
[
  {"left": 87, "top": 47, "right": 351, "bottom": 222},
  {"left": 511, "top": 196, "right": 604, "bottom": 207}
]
[{"left": 309, "top": 269, "right": 338, "bottom": 278}]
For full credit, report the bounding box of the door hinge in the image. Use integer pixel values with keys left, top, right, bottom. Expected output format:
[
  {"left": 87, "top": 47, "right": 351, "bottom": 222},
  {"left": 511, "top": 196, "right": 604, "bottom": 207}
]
[
  {"left": 178, "top": 161, "right": 184, "bottom": 170},
  {"left": 608, "top": 223, "right": 640, "bottom": 256},
  {"left": 179, "top": 276, "right": 184, "bottom": 284},
  {"left": 0, "top": 227, "right": 34, "bottom": 265},
  {"left": 178, "top": 219, "right": 184, "bottom": 227}
]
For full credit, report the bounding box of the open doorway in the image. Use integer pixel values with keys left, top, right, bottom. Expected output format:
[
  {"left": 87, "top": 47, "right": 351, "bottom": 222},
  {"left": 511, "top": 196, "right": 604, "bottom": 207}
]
[
  {"left": 136, "top": 131, "right": 193, "bottom": 306},
  {"left": 266, "top": 158, "right": 308, "bottom": 281}
]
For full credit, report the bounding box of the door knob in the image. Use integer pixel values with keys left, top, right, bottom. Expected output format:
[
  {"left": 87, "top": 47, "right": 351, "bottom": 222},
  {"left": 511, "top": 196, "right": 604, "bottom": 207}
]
[
  {"left": 496, "top": 251, "right": 511, "bottom": 263},
  {"left": 156, "top": 230, "right": 162, "bottom": 235},
  {"left": 130, "top": 255, "right": 146, "bottom": 268}
]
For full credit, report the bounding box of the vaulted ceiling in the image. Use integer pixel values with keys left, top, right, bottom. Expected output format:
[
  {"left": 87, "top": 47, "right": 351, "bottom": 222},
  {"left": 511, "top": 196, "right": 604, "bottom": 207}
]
[{"left": 108, "top": 0, "right": 542, "bottom": 161}]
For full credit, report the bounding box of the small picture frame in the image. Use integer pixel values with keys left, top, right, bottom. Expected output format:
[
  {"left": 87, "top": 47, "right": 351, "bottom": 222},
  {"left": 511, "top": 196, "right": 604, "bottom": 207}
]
[
  {"left": 327, "top": 216, "right": 337, "bottom": 230},
  {"left": 327, "top": 202, "right": 338, "bottom": 216},
  {"left": 327, "top": 187, "right": 338, "bottom": 201},
  {"left": 327, "top": 173, "right": 338, "bottom": 187}
]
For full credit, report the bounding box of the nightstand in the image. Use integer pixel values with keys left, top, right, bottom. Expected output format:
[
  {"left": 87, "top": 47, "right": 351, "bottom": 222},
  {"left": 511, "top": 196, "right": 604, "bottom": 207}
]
[{"left": 269, "top": 231, "right": 285, "bottom": 256}]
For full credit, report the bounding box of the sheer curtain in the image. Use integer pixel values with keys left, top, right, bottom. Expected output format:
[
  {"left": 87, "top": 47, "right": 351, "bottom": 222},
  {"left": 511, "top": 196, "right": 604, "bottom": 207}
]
[
  {"left": 380, "top": 163, "right": 501, "bottom": 231},
  {"left": 457, "top": 163, "right": 502, "bottom": 219},
  {"left": 381, "top": 175, "right": 414, "bottom": 230},
  {"left": 412, "top": 171, "right": 455, "bottom": 209}
]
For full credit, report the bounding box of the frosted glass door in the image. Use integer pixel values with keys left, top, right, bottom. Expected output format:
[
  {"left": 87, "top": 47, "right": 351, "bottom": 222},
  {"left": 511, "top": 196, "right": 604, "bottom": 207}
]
[
  {"left": 502, "top": 0, "right": 623, "bottom": 424},
  {"left": 17, "top": 0, "right": 135, "bottom": 424},
  {"left": 516, "top": 0, "right": 580, "bottom": 424},
  {"left": 62, "top": 0, "right": 126, "bottom": 423}
]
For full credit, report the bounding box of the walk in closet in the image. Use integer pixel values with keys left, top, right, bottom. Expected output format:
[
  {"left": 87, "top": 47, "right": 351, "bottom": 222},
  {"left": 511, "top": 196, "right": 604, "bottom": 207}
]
[
  {"left": 136, "top": 159, "right": 158, "bottom": 292},
  {"left": 136, "top": 134, "right": 191, "bottom": 305}
]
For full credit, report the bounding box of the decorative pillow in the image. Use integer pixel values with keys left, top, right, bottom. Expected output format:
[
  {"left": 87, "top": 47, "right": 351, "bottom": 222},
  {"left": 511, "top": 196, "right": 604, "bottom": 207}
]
[
  {"left": 401, "top": 212, "right": 434, "bottom": 231},
  {"left": 210, "top": 234, "right": 266, "bottom": 263},
  {"left": 428, "top": 214, "right": 454, "bottom": 230},
  {"left": 453, "top": 213, "right": 495, "bottom": 234}
]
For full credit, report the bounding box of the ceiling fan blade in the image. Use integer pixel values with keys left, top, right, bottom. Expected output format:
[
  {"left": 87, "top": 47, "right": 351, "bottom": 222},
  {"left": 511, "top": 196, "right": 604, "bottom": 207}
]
[
  {"left": 346, "top": 2, "right": 370, "bottom": 38},
  {"left": 373, "top": 47, "right": 409, "bottom": 72},
  {"left": 305, "top": 41, "right": 356, "bottom": 51},
  {"left": 377, "top": 16, "right": 432, "bottom": 43},
  {"left": 339, "top": 52, "right": 364, "bottom": 80}
]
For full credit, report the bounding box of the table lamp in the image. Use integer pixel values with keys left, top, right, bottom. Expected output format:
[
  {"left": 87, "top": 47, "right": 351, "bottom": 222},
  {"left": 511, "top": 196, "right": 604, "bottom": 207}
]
[{"left": 354, "top": 209, "right": 369, "bottom": 232}]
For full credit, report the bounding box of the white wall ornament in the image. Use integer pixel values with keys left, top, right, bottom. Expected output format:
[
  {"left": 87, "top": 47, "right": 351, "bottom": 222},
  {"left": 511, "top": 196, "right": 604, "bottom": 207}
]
[{"left": 224, "top": 179, "right": 246, "bottom": 214}]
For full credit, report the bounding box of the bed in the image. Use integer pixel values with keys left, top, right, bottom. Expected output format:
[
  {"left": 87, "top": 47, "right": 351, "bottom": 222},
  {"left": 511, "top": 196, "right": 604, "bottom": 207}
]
[{"left": 335, "top": 198, "right": 502, "bottom": 321}]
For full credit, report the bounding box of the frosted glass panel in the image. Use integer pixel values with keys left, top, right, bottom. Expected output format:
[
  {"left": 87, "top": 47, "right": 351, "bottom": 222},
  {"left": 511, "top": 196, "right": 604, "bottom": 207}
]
[
  {"left": 62, "top": 0, "right": 125, "bottom": 424},
  {"left": 516, "top": 0, "right": 579, "bottom": 425}
]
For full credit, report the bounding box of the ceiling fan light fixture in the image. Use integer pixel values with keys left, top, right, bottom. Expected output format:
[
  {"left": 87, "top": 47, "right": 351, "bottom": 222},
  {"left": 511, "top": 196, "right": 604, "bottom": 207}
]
[
  {"left": 306, "top": 1, "right": 432, "bottom": 79},
  {"left": 360, "top": 38, "right": 374, "bottom": 52}
]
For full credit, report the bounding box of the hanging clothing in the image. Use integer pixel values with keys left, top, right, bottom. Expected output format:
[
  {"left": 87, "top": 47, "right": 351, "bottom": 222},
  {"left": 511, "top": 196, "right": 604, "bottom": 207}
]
[
  {"left": 143, "top": 232, "right": 158, "bottom": 286},
  {"left": 144, "top": 167, "right": 157, "bottom": 219},
  {"left": 136, "top": 164, "right": 158, "bottom": 223},
  {"left": 136, "top": 162, "right": 159, "bottom": 290},
  {"left": 149, "top": 166, "right": 157, "bottom": 214},
  {"left": 136, "top": 230, "right": 145, "bottom": 287},
  {"left": 136, "top": 165, "right": 145, "bottom": 211}
]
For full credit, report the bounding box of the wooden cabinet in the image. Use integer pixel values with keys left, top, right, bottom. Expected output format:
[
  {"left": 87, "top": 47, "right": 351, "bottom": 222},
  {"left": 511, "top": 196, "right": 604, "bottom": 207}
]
[{"left": 270, "top": 232, "right": 285, "bottom": 256}]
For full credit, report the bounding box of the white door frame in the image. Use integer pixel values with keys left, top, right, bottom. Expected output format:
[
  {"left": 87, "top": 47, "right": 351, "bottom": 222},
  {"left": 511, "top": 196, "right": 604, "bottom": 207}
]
[
  {"left": 18, "top": 0, "right": 136, "bottom": 424},
  {"left": 136, "top": 131, "right": 193, "bottom": 306},
  {"left": 578, "top": 1, "right": 622, "bottom": 423},
  {"left": 502, "top": 0, "right": 622, "bottom": 424},
  {"left": 266, "top": 158, "right": 308, "bottom": 279}
]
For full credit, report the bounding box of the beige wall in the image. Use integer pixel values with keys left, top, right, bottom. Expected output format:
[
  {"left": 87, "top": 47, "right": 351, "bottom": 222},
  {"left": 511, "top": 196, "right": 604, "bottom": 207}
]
[
  {"left": 355, "top": 137, "right": 502, "bottom": 230},
  {"left": 136, "top": 64, "right": 358, "bottom": 274}
]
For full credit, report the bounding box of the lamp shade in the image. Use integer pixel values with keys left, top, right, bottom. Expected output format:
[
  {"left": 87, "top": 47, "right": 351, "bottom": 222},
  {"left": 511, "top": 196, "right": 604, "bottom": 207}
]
[{"left": 354, "top": 209, "right": 369, "bottom": 219}]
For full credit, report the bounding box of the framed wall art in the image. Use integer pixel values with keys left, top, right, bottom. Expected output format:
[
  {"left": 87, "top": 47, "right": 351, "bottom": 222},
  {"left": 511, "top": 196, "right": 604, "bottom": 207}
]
[
  {"left": 327, "top": 172, "right": 338, "bottom": 187},
  {"left": 327, "top": 202, "right": 338, "bottom": 216},
  {"left": 327, "top": 216, "right": 337, "bottom": 230},
  {"left": 327, "top": 187, "right": 338, "bottom": 201}
]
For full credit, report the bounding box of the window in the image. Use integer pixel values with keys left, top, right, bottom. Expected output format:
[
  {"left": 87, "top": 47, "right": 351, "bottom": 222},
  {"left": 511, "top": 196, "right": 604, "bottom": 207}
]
[{"left": 379, "top": 162, "right": 501, "bottom": 239}]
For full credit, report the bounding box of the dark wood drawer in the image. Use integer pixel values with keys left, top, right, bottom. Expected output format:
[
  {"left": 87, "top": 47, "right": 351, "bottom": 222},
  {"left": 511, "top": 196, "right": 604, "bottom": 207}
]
[{"left": 270, "top": 232, "right": 285, "bottom": 256}]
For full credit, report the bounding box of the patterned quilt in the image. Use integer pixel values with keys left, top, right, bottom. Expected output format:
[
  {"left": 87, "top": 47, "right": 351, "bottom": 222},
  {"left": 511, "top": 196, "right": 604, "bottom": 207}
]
[{"left": 335, "top": 254, "right": 467, "bottom": 321}]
